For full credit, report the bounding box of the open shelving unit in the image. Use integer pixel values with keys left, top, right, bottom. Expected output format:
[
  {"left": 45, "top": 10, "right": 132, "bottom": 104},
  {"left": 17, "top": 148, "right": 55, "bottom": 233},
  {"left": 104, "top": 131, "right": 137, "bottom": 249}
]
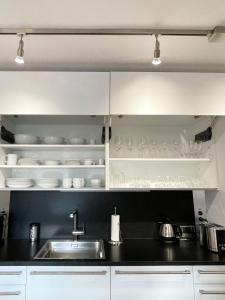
[
  {"left": 0, "top": 114, "right": 219, "bottom": 191},
  {"left": 0, "top": 115, "right": 107, "bottom": 191}
]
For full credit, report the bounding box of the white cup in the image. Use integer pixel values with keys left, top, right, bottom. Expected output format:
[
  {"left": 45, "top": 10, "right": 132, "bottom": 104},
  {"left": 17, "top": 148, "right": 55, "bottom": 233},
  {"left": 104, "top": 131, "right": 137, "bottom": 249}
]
[
  {"left": 5, "top": 154, "right": 18, "bottom": 165},
  {"left": 73, "top": 178, "right": 85, "bottom": 189},
  {"left": 89, "top": 139, "right": 96, "bottom": 145},
  {"left": 98, "top": 158, "right": 105, "bottom": 165},
  {"left": 62, "top": 177, "right": 72, "bottom": 188}
]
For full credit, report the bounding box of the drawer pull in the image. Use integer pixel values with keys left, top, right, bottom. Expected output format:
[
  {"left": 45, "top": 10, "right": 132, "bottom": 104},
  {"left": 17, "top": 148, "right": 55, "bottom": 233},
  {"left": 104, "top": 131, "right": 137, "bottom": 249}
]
[
  {"left": 0, "top": 271, "right": 22, "bottom": 276},
  {"left": 30, "top": 271, "right": 107, "bottom": 276},
  {"left": 115, "top": 270, "right": 191, "bottom": 275},
  {"left": 0, "top": 291, "right": 21, "bottom": 296},
  {"left": 198, "top": 270, "right": 225, "bottom": 275},
  {"left": 199, "top": 289, "right": 225, "bottom": 295}
]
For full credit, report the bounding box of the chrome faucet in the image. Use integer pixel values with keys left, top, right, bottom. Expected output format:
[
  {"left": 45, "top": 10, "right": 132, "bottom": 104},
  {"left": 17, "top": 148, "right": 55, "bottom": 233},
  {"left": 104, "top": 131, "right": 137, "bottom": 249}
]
[{"left": 69, "top": 210, "right": 85, "bottom": 241}]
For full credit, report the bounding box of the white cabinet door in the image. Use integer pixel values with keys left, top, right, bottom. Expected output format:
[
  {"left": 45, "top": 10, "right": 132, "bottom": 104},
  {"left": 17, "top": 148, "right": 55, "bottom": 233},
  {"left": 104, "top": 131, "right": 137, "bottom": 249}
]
[
  {"left": 0, "top": 72, "right": 109, "bottom": 115},
  {"left": 195, "top": 285, "right": 225, "bottom": 300},
  {"left": 111, "top": 266, "right": 194, "bottom": 300},
  {"left": 26, "top": 266, "right": 110, "bottom": 300},
  {"left": 110, "top": 72, "right": 225, "bottom": 115}
]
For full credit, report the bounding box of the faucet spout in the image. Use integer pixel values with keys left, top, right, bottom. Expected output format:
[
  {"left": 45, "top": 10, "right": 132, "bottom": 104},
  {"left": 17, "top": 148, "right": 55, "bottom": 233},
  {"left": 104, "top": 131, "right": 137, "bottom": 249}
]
[{"left": 69, "top": 210, "right": 85, "bottom": 240}]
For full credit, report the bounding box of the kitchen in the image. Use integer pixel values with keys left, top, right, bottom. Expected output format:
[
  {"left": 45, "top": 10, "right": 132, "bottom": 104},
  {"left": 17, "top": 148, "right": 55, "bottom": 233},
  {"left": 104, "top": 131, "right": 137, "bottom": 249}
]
[{"left": 0, "top": 1, "right": 225, "bottom": 299}]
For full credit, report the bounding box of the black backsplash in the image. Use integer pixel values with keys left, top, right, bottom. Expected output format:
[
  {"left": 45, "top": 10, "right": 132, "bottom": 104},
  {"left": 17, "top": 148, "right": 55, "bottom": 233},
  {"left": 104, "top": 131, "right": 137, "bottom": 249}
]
[{"left": 8, "top": 191, "right": 195, "bottom": 239}]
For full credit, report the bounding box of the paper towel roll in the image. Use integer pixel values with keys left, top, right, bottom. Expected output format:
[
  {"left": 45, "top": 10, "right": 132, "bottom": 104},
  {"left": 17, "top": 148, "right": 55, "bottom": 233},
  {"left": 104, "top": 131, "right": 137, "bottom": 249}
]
[{"left": 111, "top": 214, "right": 120, "bottom": 242}]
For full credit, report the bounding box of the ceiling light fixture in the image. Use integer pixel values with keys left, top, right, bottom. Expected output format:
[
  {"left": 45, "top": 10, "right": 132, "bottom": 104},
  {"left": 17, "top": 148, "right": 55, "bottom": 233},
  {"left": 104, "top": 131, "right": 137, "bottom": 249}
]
[
  {"left": 152, "top": 34, "right": 161, "bottom": 66},
  {"left": 15, "top": 34, "right": 25, "bottom": 64}
]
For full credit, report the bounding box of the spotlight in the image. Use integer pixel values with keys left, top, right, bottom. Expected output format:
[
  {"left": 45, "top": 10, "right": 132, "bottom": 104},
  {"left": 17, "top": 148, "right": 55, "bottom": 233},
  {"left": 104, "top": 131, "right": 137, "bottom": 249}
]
[
  {"left": 15, "top": 34, "right": 25, "bottom": 64},
  {"left": 152, "top": 34, "right": 161, "bottom": 66}
]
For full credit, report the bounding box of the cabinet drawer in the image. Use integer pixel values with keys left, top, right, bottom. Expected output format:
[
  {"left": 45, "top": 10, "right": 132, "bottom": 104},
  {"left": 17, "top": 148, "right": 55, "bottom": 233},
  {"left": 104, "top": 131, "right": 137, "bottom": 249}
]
[
  {"left": 111, "top": 266, "right": 194, "bottom": 300},
  {"left": 27, "top": 266, "right": 110, "bottom": 300},
  {"left": 112, "top": 266, "right": 193, "bottom": 283},
  {"left": 194, "top": 266, "right": 225, "bottom": 284},
  {"left": 0, "top": 285, "right": 25, "bottom": 300},
  {"left": 195, "top": 285, "right": 225, "bottom": 299},
  {"left": 0, "top": 267, "right": 26, "bottom": 285}
]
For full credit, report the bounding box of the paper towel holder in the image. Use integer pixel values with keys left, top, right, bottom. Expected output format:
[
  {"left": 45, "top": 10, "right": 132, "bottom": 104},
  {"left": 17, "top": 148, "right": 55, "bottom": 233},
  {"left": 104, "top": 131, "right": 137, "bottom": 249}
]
[{"left": 108, "top": 206, "right": 123, "bottom": 246}]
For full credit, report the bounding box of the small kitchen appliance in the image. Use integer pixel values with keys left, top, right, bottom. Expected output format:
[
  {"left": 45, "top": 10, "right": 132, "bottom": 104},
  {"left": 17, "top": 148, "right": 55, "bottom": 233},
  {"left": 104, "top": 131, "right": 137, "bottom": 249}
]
[
  {"left": 158, "top": 218, "right": 182, "bottom": 243},
  {"left": 206, "top": 224, "right": 225, "bottom": 253}
]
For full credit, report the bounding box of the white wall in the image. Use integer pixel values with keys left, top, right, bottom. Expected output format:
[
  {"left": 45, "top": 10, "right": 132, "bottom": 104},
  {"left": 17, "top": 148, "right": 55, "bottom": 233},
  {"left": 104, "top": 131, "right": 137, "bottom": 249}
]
[{"left": 205, "top": 117, "right": 225, "bottom": 225}]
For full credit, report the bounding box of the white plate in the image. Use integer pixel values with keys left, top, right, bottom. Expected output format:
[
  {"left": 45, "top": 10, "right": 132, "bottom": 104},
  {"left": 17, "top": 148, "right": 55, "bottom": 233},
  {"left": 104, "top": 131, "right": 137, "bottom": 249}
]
[
  {"left": 68, "top": 138, "right": 86, "bottom": 145},
  {"left": 37, "top": 183, "right": 59, "bottom": 188},
  {"left": 6, "top": 183, "right": 33, "bottom": 188},
  {"left": 41, "top": 136, "right": 64, "bottom": 144}
]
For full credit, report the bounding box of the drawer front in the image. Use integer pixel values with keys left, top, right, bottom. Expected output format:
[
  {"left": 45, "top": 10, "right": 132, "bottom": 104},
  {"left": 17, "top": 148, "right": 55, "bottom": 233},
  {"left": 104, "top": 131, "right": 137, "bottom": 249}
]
[
  {"left": 195, "top": 285, "right": 225, "bottom": 300},
  {"left": 194, "top": 266, "right": 225, "bottom": 284},
  {"left": 111, "top": 266, "right": 194, "bottom": 300},
  {"left": 0, "top": 267, "right": 26, "bottom": 285},
  {"left": 0, "top": 285, "right": 25, "bottom": 300},
  {"left": 27, "top": 266, "right": 110, "bottom": 300}
]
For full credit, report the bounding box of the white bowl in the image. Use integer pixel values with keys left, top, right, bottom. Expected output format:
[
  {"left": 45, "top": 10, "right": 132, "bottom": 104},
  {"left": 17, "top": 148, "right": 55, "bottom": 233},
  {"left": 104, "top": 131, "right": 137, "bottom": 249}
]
[
  {"left": 42, "top": 136, "right": 64, "bottom": 144},
  {"left": 64, "top": 160, "right": 80, "bottom": 165},
  {"left": 68, "top": 138, "right": 85, "bottom": 145},
  {"left": 82, "top": 159, "right": 94, "bottom": 165},
  {"left": 15, "top": 134, "right": 38, "bottom": 144},
  {"left": 90, "top": 178, "right": 102, "bottom": 186},
  {"left": 43, "top": 160, "right": 60, "bottom": 165}
]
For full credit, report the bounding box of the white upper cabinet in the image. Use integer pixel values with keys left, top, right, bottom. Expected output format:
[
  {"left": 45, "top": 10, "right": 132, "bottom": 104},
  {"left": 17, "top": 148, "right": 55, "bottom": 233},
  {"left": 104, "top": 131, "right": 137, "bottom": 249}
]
[
  {"left": 110, "top": 72, "right": 225, "bottom": 115},
  {"left": 0, "top": 72, "right": 109, "bottom": 115}
]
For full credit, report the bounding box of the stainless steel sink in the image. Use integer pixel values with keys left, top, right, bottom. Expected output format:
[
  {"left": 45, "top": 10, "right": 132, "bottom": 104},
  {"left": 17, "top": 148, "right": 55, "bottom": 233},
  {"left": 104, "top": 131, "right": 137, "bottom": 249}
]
[{"left": 34, "top": 239, "right": 105, "bottom": 260}]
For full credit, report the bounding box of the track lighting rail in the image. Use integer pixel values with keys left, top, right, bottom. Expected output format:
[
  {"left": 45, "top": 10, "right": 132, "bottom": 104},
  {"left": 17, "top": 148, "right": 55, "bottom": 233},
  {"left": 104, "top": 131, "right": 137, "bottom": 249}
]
[{"left": 0, "top": 27, "right": 223, "bottom": 37}]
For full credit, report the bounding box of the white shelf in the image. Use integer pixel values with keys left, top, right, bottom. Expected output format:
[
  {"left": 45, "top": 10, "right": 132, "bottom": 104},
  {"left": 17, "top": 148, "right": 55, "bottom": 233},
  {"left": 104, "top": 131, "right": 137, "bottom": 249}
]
[
  {"left": 0, "top": 144, "right": 105, "bottom": 150},
  {"left": 0, "top": 165, "right": 105, "bottom": 169},
  {"left": 109, "top": 158, "right": 210, "bottom": 162},
  {"left": 0, "top": 187, "right": 106, "bottom": 191},
  {"left": 109, "top": 187, "right": 219, "bottom": 191}
]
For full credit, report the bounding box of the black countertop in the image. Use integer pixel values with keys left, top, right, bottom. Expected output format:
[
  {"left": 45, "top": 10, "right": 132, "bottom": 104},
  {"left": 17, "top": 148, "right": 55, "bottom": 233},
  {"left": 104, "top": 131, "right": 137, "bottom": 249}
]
[{"left": 0, "top": 239, "right": 225, "bottom": 266}]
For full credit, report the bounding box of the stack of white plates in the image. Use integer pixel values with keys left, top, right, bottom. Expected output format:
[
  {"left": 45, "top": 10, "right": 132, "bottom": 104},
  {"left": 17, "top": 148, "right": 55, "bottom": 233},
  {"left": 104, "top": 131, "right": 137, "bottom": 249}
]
[
  {"left": 6, "top": 178, "right": 33, "bottom": 188},
  {"left": 41, "top": 136, "right": 64, "bottom": 144},
  {"left": 64, "top": 160, "right": 80, "bottom": 165},
  {"left": 42, "top": 160, "right": 60, "bottom": 166},
  {"left": 90, "top": 178, "right": 102, "bottom": 188},
  {"left": 68, "top": 138, "right": 86, "bottom": 145},
  {"left": 36, "top": 178, "right": 59, "bottom": 188},
  {"left": 18, "top": 158, "right": 40, "bottom": 165}
]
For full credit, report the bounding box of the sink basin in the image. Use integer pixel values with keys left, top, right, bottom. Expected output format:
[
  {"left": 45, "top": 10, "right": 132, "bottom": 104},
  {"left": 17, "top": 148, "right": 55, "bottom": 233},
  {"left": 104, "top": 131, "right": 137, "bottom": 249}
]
[{"left": 34, "top": 239, "right": 105, "bottom": 260}]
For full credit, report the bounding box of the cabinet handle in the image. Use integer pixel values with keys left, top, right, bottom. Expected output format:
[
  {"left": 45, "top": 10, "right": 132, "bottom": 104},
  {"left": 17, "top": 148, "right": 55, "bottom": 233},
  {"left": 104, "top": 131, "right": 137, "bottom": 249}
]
[
  {"left": 199, "top": 289, "right": 225, "bottom": 295},
  {"left": 0, "top": 271, "right": 22, "bottom": 276},
  {"left": 0, "top": 291, "right": 21, "bottom": 296},
  {"left": 198, "top": 270, "right": 225, "bottom": 275},
  {"left": 115, "top": 270, "right": 191, "bottom": 275},
  {"left": 30, "top": 270, "right": 107, "bottom": 276}
]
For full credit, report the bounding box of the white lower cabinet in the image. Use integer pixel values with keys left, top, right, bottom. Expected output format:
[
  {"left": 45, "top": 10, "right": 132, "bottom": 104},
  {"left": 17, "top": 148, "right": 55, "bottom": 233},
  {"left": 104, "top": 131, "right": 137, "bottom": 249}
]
[
  {"left": 194, "top": 266, "right": 225, "bottom": 300},
  {"left": 26, "top": 266, "right": 110, "bottom": 300},
  {"left": 111, "top": 266, "right": 194, "bottom": 300},
  {"left": 195, "top": 285, "right": 225, "bottom": 300}
]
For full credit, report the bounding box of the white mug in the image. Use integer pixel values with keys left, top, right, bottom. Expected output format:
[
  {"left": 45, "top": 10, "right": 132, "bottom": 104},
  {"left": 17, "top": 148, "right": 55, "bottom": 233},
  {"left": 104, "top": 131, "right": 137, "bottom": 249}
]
[
  {"left": 89, "top": 139, "right": 96, "bottom": 145},
  {"left": 98, "top": 158, "right": 105, "bottom": 165},
  {"left": 62, "top": 178, "right": 72, "bottom": 188},
  {"left": 5, "top": 154, "right": 18, "bottom": 165},
  {"left": 73, "top": 178, "right": 85, "bottom": 188}
]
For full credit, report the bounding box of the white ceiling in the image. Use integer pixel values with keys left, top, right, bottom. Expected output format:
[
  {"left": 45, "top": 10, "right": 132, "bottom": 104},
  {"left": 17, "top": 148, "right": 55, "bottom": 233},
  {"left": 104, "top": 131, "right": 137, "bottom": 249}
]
[{"left": 0, "top": 0, "right": 225, "bottom": 71}]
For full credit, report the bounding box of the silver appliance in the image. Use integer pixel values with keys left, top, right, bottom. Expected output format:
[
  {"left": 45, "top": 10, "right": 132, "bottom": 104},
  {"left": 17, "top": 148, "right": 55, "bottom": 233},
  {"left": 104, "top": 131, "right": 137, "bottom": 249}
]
[
  {"left": 180, "top": 225, "right": 196, "bottom": 240},
  {"left": 159, "top": 223, "right": 181, "bottom": 242},
  {"left": 206, "top": 224, "right": 225, "bottom": 253}
]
